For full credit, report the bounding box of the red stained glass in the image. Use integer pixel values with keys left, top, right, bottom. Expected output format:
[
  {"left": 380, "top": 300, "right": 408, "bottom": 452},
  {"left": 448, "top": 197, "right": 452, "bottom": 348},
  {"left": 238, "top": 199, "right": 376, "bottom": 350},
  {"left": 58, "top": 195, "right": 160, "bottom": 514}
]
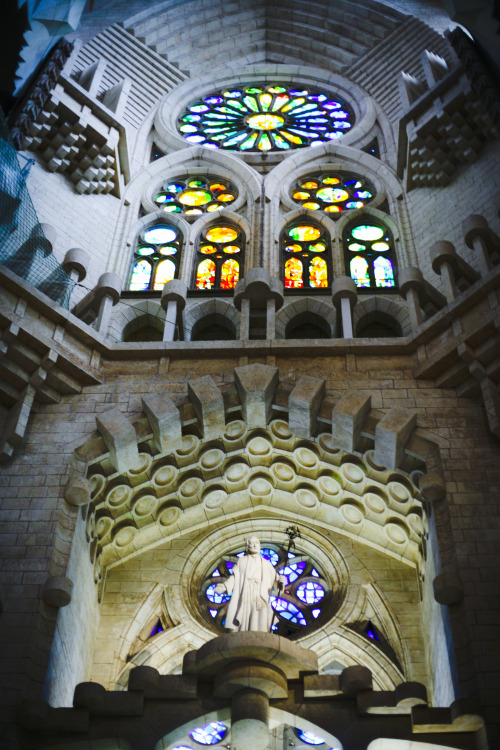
[
  {"left": 197, "top": 258, "right": 216, "bottom": 289},
  {"left": 285, "top": 257, "right": 303, "bottom": 288},
  {"left": 220, "top": 259, "right": 239, "bottom": 289}
]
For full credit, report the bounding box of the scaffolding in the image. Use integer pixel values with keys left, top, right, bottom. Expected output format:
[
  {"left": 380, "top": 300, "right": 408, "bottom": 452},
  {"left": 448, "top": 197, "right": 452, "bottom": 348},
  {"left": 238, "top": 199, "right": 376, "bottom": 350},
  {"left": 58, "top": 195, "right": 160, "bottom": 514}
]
[{"left": 0, "top": 108, "right": 75, "bottom": 308}]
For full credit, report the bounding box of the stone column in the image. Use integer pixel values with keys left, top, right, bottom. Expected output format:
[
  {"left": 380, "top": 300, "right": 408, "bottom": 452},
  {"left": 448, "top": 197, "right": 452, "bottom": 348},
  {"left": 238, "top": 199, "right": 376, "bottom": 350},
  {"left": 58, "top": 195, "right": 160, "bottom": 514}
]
[
  {"left": 62, "top": 248, "right": 90, "bottom": 284},
  {"left": 430, "top": 241, "right": 458, "bottom": 303},
  {"left": 462, "top": 214, "right": 493, "bottom": 277},
  {"left": 161, "top": 279, "right": 187, "bottom": 342},
  {"left": 399, "top": 267, "right": 424, "bottom": 330},
  {"left": 234, "top": 268, "right": 284, "bottom": 340},
  {"left": 94, "top": 273, "right": 121, "bottom": 334},
  {"left": 332, "top": 275, "right": 357, "bottom": 338}
]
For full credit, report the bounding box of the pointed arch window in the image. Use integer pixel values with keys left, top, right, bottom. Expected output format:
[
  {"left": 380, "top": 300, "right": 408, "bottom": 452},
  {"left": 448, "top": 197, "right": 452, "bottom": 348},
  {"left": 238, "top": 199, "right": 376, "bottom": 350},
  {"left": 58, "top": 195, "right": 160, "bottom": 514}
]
[
  {"left": 195, "top": 223, "right": 244, "bottom": 290},
  {"left": 281, "top": 221, "right": 331, "bottom": 289},
  {"left": 128, "top": 224, "right": 182, "bottom": 291},
  {"left": 343, "top": 218, "right": 397, "bottom": 291}
]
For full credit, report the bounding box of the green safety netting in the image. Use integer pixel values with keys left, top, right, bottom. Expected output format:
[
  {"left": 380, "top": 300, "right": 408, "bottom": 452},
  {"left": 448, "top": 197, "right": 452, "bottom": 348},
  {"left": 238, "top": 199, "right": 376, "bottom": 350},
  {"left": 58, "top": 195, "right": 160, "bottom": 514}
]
[{"left": 0, "top": 109, "right": 75, "bottom": 308}]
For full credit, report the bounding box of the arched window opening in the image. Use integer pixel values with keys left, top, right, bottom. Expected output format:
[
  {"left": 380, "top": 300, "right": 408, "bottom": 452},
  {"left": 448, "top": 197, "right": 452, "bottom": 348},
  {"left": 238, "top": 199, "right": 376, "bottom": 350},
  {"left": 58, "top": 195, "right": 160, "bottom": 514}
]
[
  {"left": 282, "top": 222, "right": 331, "bottom": 290},
  {"left": 285, "top": 312, "right": 331, "bottom": 339},
  {"left": 357, "top": 312, "right": 402, "bottom": 338},
  {"left": 122, "top": 315, "right": 166, "bottom": 342},
  {"left": 153, "top": 175, "right": 238, "bottom": 217},
  {"left": 195, "top": 223, "right": 243, "bottom": 290},
  {"left": 290, "top": 172, "right": 375, "bottom": 215},
  {"left": 191, "top": 313, "right": 236, "bottom": 341},
  {"left": 343, "top": 219, "right": 397, "bottom": 291},
  {"left": 128, "top": 223, "right": 182, "bottom": 291},
  {"left": 178, "top": 84, "right": 354, "bottom": 151}
]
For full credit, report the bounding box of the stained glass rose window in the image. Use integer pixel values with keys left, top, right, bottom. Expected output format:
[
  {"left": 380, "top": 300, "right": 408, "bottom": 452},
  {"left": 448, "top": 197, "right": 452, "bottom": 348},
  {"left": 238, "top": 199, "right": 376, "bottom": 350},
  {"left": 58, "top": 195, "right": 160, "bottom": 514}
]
[
  {"left": 154, "top": 176, "right": 238, "bottom": 216},
  {"left": 128, "top": 224, "right": 181, "bottom": 291},
  {"left": 200, "top": 545, "right": 328, "bottom": 635},
  {"left": 282, "top": 222, "right": 330, "bottom": 289},
  {"left": 290, "top": 173, "right": 375, "bottom": 214},
  {"left": 178, "top": 84, "right": 354, "bottom": 152},
  {"left": 343, "top": 220, "right": 397, "bottom": 290},
  {"left": 195, "top": 224, "right": 243, "bottom": 290}
]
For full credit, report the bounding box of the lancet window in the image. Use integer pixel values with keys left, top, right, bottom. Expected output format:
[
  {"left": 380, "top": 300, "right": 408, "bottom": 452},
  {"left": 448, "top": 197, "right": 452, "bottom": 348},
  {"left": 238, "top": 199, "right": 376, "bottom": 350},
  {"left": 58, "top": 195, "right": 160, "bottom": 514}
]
[
  {"left": 343, "top": 218, "right": 397, "bottom": 290},
  {"left": 201, "top": 545, "right": 328, "bottom": 636},
  {"left": 194, "top": 223, "right": 243, "bottom": 290},
  {"left": 282, "top": 221, "right": 330, "bottom": 289},
  {"left": 290, "top": 172, "right": 375, "bottom": 214},
  {"left": 153, "top": 175, "right": 238, "bottom": 217},
  {"left": 178, "top": 84, "right": 354, "bottom": 151},
  {"left": 128, "top": 223, "right": 182, "bottom": 291}
]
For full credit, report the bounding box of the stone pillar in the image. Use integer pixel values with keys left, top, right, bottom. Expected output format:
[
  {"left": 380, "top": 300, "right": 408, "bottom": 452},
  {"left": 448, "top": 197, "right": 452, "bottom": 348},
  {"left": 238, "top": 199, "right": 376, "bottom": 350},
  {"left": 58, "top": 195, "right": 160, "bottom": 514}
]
[
  {"left": 430, "top": 241, "right": 458, "bottom": 302},
  {"left": 399, "top": 267, "right": 424, "bottom": 330},
  {"left": 62, "top": 248, "right": 90, "bottom": 284},
  {"left": 161, "top": 279, "right": 187, "bottom": 342},
  {"left": 234, "top": 268, "right": 283, "bottom": 340},
  {"left": 332, "top": 275, "right": 357, "bottom": 338},
  {"left": 94, "top": 273, "right": 121, "bottom": 334},
  {"left": 231, "top": 689, "right": 269, "bottom": 750},
  {"left": 462, "top": 214, "right": 493, "bottom": 277}
]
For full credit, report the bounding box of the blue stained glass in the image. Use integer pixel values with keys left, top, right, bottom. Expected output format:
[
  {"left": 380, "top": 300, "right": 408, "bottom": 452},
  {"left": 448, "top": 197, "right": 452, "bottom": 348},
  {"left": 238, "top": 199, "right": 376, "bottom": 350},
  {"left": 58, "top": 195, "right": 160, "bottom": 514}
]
[
  {"left": 261, "top": 548, "right": 279, "bottom": 566},
  {"left": 296, "top": 581, "right": 325, "bottom": 604},
  {"left": 166, "top": 183, "right": 184, "bottom": 193},
  {"left": 366, "top": 627, "right": 379, "bottom": 641},
  {"left": 186, "top": 135, "right": 206, "bottom": 143},
  {"left": 332, "top": 110, "right": 349, "bottom": 118},
  {"left": 354, "top": 190, "right": 372, "bottom": 199},
  {"left": 149, "top": 619, "right": 163, "bottom": 637},
  {"left": 311, "top": 568, "right": 320, "bottom": 577},
  {"left": 206, "top": 583, "right": 231, "bottom": 604},
  {"left": 209, "top": 609, "right": 217, "bottom": 618},
  {"left": 130, "top": 259, "right": 152, "bottom": 291},
  {"left": 344, "top": 180, "right": 357, "bottom": 186},
  {"left": 288, "top": 551, "right": 296, "bottom": 558},
  {"left": 144, "top": 226, "right": 177, "bottom": 244},
  {"left": 270, "top": 596, "right": 307, "bottom": 625},
  {"left": 174, "top": 746, "right": 194, "bottom": 750},
  {"left": 296, "top": 730, "right": 325, "bottom": 745},
  {"left": 345, "top": 201, "right": 364, "bottom": 209},
  {"left": 373, "top": 256, "right": 395, "bottom": 288},
  {"left": 205, "top": 96, "right": 223, "bottom": 105},
  {"left": 312, "top": 608, "right": 321, "bottom": 618},
  {"left": 324, "top": 101, "right": 342, "bottom": 109},
  {"left": 211, "top": 568, "right": 221, "bottom": 577},
  {"left": 226, "top": 561, "right": 234, "bottom": 571},
  {"left": 325, "top": 132, "right": 343, "bottom": 139},
  {"left": 190, "top": 722, "right": 228, "bottom": 745},
  {"left": 332, "top": 121, "right": 351, "bottom": 128},
  {"left": 236, "top": 551, "right": 245, "bottom": 557},
  {"left": 308, "top": 94, "right": 327, "bottom": 102},
  {"left": 223, "top": 90, "right": 242, "bottom": 97},
  {"left": 289, "top": 89, "right": 308, "bottom": 96},
  {"left": 278, "top": 561, "right": 306, "bottom": 584}
]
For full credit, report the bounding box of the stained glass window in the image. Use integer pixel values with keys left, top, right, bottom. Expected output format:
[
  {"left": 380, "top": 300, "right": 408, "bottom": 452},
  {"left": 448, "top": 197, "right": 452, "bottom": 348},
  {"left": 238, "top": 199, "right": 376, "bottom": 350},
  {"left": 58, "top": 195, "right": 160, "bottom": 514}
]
[
  {"left": 195, "top": 223, "right": 243, "bottom": 290},
  {"left": 344, "top": 219, "right": 396, "bottom": 290},
  {"left": 178, "top": 84, "right": 354, "bottom": 152},
  {"left": 200, "top": 544, "right": 328, "bottom": 636},
  {"left": 128, "top": 224, "right": 182, "bottom": 291},
  {"left": 290, "top": 172, "right": 375, "bottom": 215},
  {"left": 154, "top": 175, "right": 238, "bottom": 216},
  {"left": 282, "top": 223, "right": 330, "bottom": 289},
  {"left": 189, "top": 723, "right": 228, "bottom": 745}
]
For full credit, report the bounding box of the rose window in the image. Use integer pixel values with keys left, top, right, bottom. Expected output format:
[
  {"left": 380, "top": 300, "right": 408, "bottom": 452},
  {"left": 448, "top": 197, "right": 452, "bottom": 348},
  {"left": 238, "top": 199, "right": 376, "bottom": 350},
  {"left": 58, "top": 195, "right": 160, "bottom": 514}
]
[
  {"left": 200, "top": 545, "right": 329, "bottom": 636},
  {"left": 178, "top": 84, "right": 354, "bottom": 151},
  {"left": 290, "top": 173, "right": 375, "bottom": 214},
  {"left": 154, "top": 175, "right": 237, "bottom": 217}
]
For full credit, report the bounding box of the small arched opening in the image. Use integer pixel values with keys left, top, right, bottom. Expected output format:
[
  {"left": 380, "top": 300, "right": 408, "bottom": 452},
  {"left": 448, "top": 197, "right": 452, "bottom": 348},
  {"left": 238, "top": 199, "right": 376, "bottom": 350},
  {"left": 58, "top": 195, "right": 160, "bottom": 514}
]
[
  {"left": 285, "top": 312, "right": 331, "bottom": 340},
  {"left": 356, "top": 311, "right": 402, "bottom": 338},
  {"left": 191, "top": 313, "right": 236, "bottom": 341}
]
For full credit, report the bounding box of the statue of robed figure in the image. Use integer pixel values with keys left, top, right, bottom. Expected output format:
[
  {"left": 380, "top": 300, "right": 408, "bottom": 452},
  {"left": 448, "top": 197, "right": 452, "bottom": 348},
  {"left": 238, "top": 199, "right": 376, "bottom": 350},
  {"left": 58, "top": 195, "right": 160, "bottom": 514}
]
[{"left": 215, "top": 536, "right": 284, "bottom": 632}]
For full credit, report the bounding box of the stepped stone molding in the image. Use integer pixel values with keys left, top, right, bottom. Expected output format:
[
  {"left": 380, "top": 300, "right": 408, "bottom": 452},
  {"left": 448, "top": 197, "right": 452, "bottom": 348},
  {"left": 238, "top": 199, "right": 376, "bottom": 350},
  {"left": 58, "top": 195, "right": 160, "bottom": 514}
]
[{"left": 17, "top": 632, "right": 484, "bottom": 750}]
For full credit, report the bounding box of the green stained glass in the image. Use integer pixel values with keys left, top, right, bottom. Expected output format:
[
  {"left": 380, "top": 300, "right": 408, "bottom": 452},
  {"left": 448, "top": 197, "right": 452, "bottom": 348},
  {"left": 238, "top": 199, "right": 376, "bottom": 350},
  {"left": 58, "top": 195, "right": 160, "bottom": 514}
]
[
  {"left": 164, "top": 205, "right": 181, "bottom": 213},
  {"left": 179, "top": 85, "right": 354, "bottom": 152},
  {"left": 182, "top": 114, "right": 201, "bottom": 123},
  {"left": 348, "top": 243, "right": 365, "bottom": 252},
  {"left": 351, "top": 225, "right": 384, "bottom": 241},
  {"left": 309, "top": 242, "right": 326, "bottom": 252},
  {"left": 137, "top": 246, "right": 154, "bottom": 256},
  {"left": 188, "top": 180, "right": 205, "bottom": 187},
  {"left": 289, "top": 225, "right": 321, "bottom": 242}
]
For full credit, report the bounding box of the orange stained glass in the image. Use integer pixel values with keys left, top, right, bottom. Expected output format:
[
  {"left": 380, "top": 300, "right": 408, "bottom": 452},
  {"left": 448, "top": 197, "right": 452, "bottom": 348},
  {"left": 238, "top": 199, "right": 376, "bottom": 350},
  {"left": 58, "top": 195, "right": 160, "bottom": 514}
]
[
  {"left": 210, "top": 183, "right": 226, "bottom": 191},
  {"left": 293, "top": 191, "right": 310, "bottom": 200},
  {"left": 206, "top": 204, "right": 221, "bottom": 212},
  {"left": 196, "top": 258, "right": 216, "bottom": 289},
  {"left": 281, "top": 131, "right": 302, "bottom": 145},
  {"left": 220, "top": 258, "right": 240, "bottom": 289},
  {"left": 285, "top": 244, "right": 302, "bottom": 253},
  {"left": 223, "top": 245, "right": 240, "bottom": 253},
  {"left": 217, "top": 193, "right": 236, "bottom": 202},
  {"left": 153, "top": 259, "right": 176, "bottom": 290},
  {"left": 301, "top": 181, "right": 318, "bottom": 189},
  {"left": 323, "top": 177, "right": 340, "bottom": 184},
  {"left": 325, "top": 205, "right": 341, "bottom": 213},
  {"left": 206, "top": 226, "right": 238, "bottom": 243},
  {"left": 303, "top": 202, "right": 320, "bottom": 210},
  {"left": 200, "top": 244, "right": 217, "bottom": 254},
  {"left": 285, "top": 257, "right": 304, "bottom": 288},
  {"left": 309, "top": 256, "right": 328, "bottom": 287},
  {"left": 288, "top": 225, "right": 321, "bottom": 242},
  {"left": 185, "top": 208, "right": 203, "bottom": 215}
]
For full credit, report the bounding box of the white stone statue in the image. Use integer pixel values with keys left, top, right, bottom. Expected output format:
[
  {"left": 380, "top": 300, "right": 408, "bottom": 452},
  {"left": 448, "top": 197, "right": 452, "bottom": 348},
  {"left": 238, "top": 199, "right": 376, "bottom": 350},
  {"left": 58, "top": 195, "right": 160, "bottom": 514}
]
[{"left": 215, "top": 536, "right": 284, "bottom": 632}]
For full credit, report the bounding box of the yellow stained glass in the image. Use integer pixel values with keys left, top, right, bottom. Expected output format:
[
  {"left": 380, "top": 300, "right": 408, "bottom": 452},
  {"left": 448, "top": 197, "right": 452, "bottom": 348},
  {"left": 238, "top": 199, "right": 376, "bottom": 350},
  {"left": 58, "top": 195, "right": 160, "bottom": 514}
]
[
  {"left": 285, "top": 257, "right": 303, "bottom": 288},
  {"left": 200, "top": 245, "right": 217, "bottom": 254},
  {"left": 153, "top": 259, "right": 176, "bottom": 290},
  {"left": 206, "top": 226, "right": 238, "bottom": 243},
  {"left": 207, "top": 204, "right": 220, "bottom": 212},
  {"left": 288, "top": 225, "right": 321, "bottom": 242},
  {"left": 293, "top": 191, "right": 310, "bottom": 200},
  {"left": 217, "top": 193, "right": 235, "bottom": 202},
  {"left": 259, "top": 93, "right": 273, "bottom": 111},
  {"left": 285, "top": 244, "right": 301, "bottom": 252},
  {"left": 309, "top": 242, "right": 326, "bottom": 252},
  {"left": 325, "top": 205, "right": 341, "bottom": 213},
  {"left": 210, "top": 183, "right": 226, "bottom": 191},
  {"left": 301, "top": 181, "right": 318, "bottom": 189},
  {"left": 323, "top": 177, "right": 340, "bottom": 184},
  {"left": 179, "top": 189, "right": 212, "bottom": 206},
  {"left": 247, "top": 113, "right": 284, "bottom": 130},
  {"left": 303, "top": 202, "right": 320, "bottom": 210},
  {"left": 223, "top": 245, "right": 240, "bottom": 254},
  {"left": 309, "top": 256, "right": 328, "bottom": 287},
  {"left": 372, "top": 241, "right": 390, "bottom": 252},
  {"left": 316, "top": 187, "right": 349, "bottom": 203},
  {"left": 196, "top": 258, "right": 216, "bottom": 289},
  {"left": 220, "top": 258, "right": 239, "bottom": 289},
  {"left": 281, "top": 130, "right": 302, "bottom": 144},
  {"left": 185, "top": 208, "right": 203, "bottom": 215}
]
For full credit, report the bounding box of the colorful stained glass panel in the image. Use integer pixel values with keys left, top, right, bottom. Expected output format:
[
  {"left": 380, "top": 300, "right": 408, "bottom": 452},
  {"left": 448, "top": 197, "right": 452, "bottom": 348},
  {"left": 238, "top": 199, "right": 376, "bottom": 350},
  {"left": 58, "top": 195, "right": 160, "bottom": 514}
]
[
  {"left": 350, "top": 255, "right": 370, "bottom": 287},
  {"left": 285, "top": 257, "right": 303, "bottom": 288},
  {"left": 196, "top": 258, "right": 216, "bottom": 289},
  {"left": 129, "top": 260, "right": 152, "bottom": 290},
  {"left": 153, "top": 259, "right": 176, "bottom": 290},
  {"left": 206, "top": 226, "right": 238, "bottom": 243},
  {"left": 288, "top": 225, "right": 321, "bottom": 242},
  {"left": 374, "top": 256, "right": 395, "bottom": 287},
  {"left": 220, "top": 259, "right": 239, "bottom": 289},
  {"left": 309, "top": 256, "right": 328, "bottom": 287}
]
